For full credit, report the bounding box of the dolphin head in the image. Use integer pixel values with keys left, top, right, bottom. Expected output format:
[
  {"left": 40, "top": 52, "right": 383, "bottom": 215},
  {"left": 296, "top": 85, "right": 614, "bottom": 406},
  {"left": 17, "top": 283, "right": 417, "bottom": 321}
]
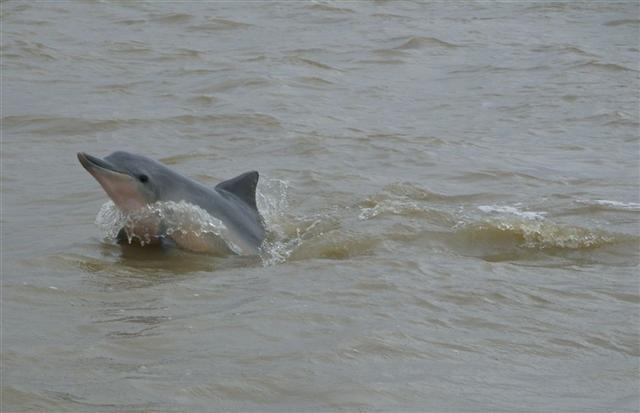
[{"left": 78, "top": 151, "right": 164, "bottom": 213}]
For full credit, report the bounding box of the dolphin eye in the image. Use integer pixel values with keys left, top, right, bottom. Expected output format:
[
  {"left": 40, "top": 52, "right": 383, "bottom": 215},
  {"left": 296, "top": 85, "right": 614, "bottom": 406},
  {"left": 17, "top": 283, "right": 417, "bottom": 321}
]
[{"left": 138, "top": 174, "right": 149, "bottom": 183}]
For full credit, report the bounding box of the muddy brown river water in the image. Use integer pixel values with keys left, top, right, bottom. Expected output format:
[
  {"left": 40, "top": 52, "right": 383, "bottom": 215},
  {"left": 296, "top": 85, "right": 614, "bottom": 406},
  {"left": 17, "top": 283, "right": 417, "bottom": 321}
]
[{"left": 2, "top": 1, "right": 639, "bottom": 412}]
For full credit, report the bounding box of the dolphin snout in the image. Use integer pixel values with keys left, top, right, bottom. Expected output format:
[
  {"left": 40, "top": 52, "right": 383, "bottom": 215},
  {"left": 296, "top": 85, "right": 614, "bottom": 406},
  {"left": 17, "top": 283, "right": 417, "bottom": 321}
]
[
  {"left": 77, "top": 152, "right": 123, "bottom": 174},
  {"left": 77, "top": 152, "right": 92, "bottom": 170},
  {"left": 77, "top": 151, "right": 147, "bottom": 213}
]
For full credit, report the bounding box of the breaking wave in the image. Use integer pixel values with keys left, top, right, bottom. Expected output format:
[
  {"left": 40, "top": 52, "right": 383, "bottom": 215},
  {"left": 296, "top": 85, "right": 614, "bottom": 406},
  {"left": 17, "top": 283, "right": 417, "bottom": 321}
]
[
  {"left": 477, "top": 205, "right": 547, "bottom": 221},
  {"left": 453, "top": 219, "right": 619, "bottom": 251},
  {"left": 358, "top": 185, "right": 638, "bottom": 262},
  {"left": 576, "top": 199, "right": 640, "bottom": 212}
]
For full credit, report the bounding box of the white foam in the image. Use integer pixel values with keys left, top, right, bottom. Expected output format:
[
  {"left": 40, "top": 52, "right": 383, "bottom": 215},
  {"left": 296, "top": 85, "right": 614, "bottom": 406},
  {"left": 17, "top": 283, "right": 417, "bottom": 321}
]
[
  {"left": 358, "top": 199, "right": 420, "bottom": 220},
  {"left": 477, "top": 205, "right": 547, "bottom": 220},
  {"left": 592, "top": 200, "right": 640, "bottom": 211}
]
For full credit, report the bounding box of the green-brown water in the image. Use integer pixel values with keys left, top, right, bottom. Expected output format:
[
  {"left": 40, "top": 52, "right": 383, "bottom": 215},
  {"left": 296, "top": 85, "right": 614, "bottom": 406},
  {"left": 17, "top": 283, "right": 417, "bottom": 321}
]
[{"left": 2, "top": 2, "right": 639, "bottom": 411}]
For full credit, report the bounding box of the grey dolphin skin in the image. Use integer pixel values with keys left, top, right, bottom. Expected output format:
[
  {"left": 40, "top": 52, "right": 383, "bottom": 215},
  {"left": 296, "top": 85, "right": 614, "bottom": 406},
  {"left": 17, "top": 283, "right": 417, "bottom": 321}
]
[{"left": 78, "top": 151, "right": 265, "bottom": 255}]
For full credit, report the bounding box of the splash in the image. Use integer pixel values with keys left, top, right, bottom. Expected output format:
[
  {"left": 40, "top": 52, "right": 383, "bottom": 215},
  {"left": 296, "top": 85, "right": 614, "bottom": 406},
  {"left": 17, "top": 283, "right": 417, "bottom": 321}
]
[
  {"left": 95, "top": 178, "right": 299, "bottom": 261},
  {"left": 257, "top": 178, "right": 361, "bottom": 265},
  {"left": 95, "top": 200, "right": 238, "bottom": 254},
  {"left": 255, "top": 178, "right": 305, "bottom": 265},
  {"left": 256, "top": 178, "right": 290, "bottom": 226}
]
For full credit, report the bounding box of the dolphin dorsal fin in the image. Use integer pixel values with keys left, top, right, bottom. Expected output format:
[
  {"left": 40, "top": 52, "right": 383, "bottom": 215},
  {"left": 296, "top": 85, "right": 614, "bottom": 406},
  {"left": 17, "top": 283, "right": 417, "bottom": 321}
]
[{"left": 215, "top": 171, "right": 259, "bottom": 210}]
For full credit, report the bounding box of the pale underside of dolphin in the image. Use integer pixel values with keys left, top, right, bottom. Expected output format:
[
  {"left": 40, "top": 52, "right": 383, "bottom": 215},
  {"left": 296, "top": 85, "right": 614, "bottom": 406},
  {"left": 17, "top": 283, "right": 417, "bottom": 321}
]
[{"left": 78, "top": 151, "right": 266, "bottom": 255}]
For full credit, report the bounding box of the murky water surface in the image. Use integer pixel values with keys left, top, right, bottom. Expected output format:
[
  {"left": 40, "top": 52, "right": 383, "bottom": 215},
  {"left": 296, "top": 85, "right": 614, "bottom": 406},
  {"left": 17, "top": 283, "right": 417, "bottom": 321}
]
[{"left": 2, "top": 2, "right": 639, "bottom": 411}]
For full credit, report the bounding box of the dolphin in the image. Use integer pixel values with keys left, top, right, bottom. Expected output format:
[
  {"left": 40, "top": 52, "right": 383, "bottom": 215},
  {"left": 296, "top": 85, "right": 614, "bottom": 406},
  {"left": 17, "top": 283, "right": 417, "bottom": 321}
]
[{"left": 78, "top": 151, "right": 265, "bottom": 255}]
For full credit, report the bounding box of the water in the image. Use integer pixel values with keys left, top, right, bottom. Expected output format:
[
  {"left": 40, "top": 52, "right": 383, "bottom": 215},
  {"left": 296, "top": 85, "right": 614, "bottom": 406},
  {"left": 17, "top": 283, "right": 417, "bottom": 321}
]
[{"left": 2, "top": 1, "right": 639, "bottom": 411}]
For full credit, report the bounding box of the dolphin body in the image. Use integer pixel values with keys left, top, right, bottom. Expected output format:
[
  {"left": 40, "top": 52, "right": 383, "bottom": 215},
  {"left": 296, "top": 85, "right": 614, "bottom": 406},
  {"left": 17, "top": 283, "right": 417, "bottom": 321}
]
[{"left": 78, "top": 151, "right": 265, "bottom": 255}]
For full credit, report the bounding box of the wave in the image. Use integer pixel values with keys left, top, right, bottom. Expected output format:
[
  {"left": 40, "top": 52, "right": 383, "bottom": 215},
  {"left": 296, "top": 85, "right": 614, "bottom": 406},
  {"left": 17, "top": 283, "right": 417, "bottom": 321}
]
[
  {"left": 530, "top": 45, "right": 597, "bottom": 58},
  {"left": 106, "top": 41, "right": 153, "bottom": 55},
  {"left": 294, "top": 76, "right": 335, "bottom": 88},
  {"left": 575, "top": 199, "right": 640, "bottom": 212},
  {"left": 307, "top": 3, "right": 355, "bottom": 13},
  {"left": 477, "top": 205, "right": 546, "bottom": 221},
  {"left": 371, "top": 183, "right": 492, "bottom": 203},
  {"left": 4, "top": 39, "right": 58, "bottom": 61},
  {"left": 187, "top": 18, "right": 251, "bottom": 32},
  {"left": 2, "top": 113, "right": 282, "bottom": 135},
  {"left": 453, "top": 220, "right": 621, "bottom": 251},
  {"left": 590, "top": 200, "right": 640, "bottom": 211},
  {"left": 149, "top": 13, "right": 192, "bottom": 24},
  {"left": 358, "top": 198, "right": 456, "bottom": 227},
  {"left": 603, "top": 19, "right": 640, "bottom": 27},
  {"left": 450, "top": 64, "right": 550, "bottom": 75},
  {"left": 152, "top": 48, "right": 202, "bottom": 61},
  {"left": 358, "top": 185, "right": 638, "bottom": 263},
  {"left": 572, "top": 61, "right": 637, "bottom": 73},
  {"left": 371, "top": 13, "right": 413, "bottom": 22},
  {"left": 196, "top": 77, "right": 272, "bottom": 93},
  {"left": 392, "top": 36, "right": 462, "bottom": 50},
  {"left": 287, "top": 56, "right": 342, "bottom": 71},
  {"left": 2, "top": 115, "right": 124, "bottom": 135},
  {"left": 438, "top": 217, "right": 640, "bottom": 265},
  {"left": 113, "top": 19, "right": 147, "bottom": 26}
]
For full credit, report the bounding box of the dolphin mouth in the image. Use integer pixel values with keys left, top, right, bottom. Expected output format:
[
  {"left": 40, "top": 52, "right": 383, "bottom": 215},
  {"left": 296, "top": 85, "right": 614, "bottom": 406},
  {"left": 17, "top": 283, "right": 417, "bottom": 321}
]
[{"left": 77, "top": 152, "right": 129, "bottom": 176}]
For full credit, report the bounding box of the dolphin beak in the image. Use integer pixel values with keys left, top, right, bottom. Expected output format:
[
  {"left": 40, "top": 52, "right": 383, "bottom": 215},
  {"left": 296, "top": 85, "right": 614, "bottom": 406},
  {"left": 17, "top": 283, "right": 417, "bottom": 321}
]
[
  {"left": 78, "top": 152, "right": 147, "bottom": 212},
  {"left": 78, "top": 152, "right": 126, "bottom": 175}
]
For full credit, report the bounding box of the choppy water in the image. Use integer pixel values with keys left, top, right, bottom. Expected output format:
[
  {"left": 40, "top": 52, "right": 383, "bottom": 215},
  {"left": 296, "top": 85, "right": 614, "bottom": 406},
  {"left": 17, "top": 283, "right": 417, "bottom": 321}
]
[{"left": 2, "top": 1, "right": 639, "bottom": 412}]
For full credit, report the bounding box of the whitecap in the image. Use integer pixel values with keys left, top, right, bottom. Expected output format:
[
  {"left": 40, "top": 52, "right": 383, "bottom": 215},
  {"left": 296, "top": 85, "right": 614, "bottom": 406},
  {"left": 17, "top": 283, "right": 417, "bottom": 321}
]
[
  {"left": 477, "top": 205, "right": 547, "bottom": 220},
  {"left": 592, "top": 200, "right": 640, "bottom": 211}
]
